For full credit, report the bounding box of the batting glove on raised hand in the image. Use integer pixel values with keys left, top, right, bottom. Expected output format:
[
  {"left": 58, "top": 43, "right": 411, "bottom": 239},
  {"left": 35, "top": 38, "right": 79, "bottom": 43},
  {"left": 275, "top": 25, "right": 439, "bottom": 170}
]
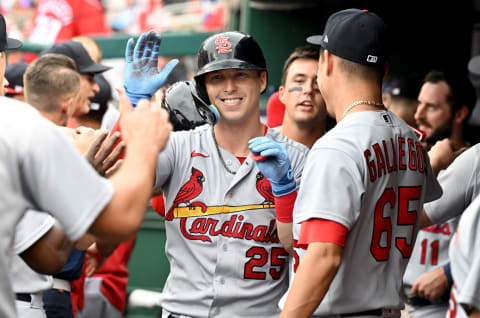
[
  {"left": 124, "top": 30, "right": 179, "bottom": 106},
  {"left": 248, "top": 136, "right": 296, "bottom": 197}
]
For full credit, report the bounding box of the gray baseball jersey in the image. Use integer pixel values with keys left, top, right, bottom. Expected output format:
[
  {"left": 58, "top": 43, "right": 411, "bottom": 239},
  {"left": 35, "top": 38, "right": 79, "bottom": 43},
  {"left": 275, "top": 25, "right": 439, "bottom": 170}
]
[
  {"left": 10, "top": 210, "right": 55, "bottom": 294},
  {"left": 425, "top": 143, "right": 480, "bottom": 225},
  {"left": 402, "top": 144, "right": 480, "bottom": 316},
  {"left": 154, "top": 125, "right": 308, "bottom": 318},
  {"left": 447, "top": 194, "right": 480, "bottom": 318},
  {"left": 280, "top": 110, "right": 442, "bottom": 316},
  {"left": 0, "top": 97, "right": 114, "bottom": 317}
]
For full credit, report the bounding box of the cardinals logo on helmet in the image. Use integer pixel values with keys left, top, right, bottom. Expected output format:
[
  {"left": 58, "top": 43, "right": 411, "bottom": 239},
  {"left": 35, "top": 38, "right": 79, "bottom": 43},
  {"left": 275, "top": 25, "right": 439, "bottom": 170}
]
[
  {"left": 256, "top": 172, "right": 274, "bottom": 205},
  {"left": 166, "top": 167, "right": 206, "bottom": 221},
  {"left": 215, "top": 36, "right": 232, "bottom": 54}
]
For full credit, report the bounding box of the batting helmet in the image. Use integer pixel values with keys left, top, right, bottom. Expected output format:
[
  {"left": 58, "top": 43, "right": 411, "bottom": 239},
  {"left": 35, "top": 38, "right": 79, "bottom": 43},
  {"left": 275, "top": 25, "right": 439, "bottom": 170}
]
[
  {"left": 195, "top": 31, "right": 267, "bottom": 79},
  {"left": 162, "top": 80, "right": 219, "bottom": 131}
]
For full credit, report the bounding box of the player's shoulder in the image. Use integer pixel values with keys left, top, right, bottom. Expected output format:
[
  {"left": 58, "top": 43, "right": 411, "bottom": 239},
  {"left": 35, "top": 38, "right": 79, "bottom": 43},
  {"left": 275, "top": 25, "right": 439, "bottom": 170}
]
[
  {"left": 169, "top": 124, "right": 211, "bottom": 141},
  {"left": 0, "top": 97, "right": 58, "bottom": 143},
  {"left": 267, "top": 127, "right": 309, "bottom": 156}
]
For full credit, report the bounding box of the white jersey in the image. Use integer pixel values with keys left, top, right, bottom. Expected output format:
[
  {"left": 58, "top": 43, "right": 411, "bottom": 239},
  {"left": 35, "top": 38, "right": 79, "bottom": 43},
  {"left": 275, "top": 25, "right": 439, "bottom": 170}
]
[
  {"left": 425, "top": 143, "right": 480, "bottom": 224},
  {"left": 447, "top": 194, "right": 480, "bottom": 318},
  {"left": 0, "top": 97, "right": 114, "bottom": 317},
  {"left": 154, "top": 125, "right": 308, "bottom": 318},
  {"left": 10, "top": 210, "right": 55, "bottom": 294},
  {"left": 281, "top": 110, "right": 442, "bottom": 316}
]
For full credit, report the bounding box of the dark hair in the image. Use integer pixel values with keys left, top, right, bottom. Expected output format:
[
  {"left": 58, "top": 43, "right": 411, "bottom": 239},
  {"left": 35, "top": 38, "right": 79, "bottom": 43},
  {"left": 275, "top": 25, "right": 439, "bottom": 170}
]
[
  {"left": 319, "top": 47, "right": 385, "bottom": 85},
  {"left": 281, "top": 45, "right": 319, "bottom": 86},
  {"left": 424, "top": 70, "right": 476, "bottom": 120}
]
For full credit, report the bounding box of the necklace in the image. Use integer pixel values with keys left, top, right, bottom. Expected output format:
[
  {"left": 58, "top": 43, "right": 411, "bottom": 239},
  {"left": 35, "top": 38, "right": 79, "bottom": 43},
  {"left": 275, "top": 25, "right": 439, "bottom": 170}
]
[
  {"left": 211, "top": 127, "right": 236, "bottom": 175},
  {"left": 342, "top": 100, "right": 385, "bottom": 119}
]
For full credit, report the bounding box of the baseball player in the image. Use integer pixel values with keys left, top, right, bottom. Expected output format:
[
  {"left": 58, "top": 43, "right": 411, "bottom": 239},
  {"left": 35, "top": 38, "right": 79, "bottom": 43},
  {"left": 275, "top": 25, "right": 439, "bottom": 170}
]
[
  {"left": 276, "top": 45, "right": 328, "bottom": 149},
  {"left": 402, "top": 70, "right": 476, "bottom": 318},
  {"left": 0, "top": 83, "right": 172, "bottom": 318},
  {"left": 9, "top": 126, "right": 125, "bottom": 318},
  {"left": 123, "top": 31, "right": 308, "bottom": 318},
  {"left": 251, "top": 9, "right": 442, "bottom": 318},
  {"left": 447, "top": 194, "right": 480, "bottom": 318}
]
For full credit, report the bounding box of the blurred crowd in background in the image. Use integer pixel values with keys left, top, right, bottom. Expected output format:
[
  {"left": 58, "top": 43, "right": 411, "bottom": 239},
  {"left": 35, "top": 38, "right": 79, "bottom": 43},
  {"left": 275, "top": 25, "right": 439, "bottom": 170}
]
[{"left": 0, "top": 0, "right": 230, "bottom": 43}]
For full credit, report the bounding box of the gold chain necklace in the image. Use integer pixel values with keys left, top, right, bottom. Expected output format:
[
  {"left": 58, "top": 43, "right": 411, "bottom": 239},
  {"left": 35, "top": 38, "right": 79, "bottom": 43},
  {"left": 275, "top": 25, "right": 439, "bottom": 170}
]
[{"left": 342, "top": 100, "right": 385, "bottom": 119}]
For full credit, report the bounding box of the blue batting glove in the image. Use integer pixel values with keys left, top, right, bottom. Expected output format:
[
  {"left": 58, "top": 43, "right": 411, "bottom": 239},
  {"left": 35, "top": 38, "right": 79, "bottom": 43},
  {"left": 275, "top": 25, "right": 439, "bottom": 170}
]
[
  {"left": 248, "top": 136, "right": 296, "bottom": 197},
  {"left": 124, "top": 31, "right": 179, "bottom": 107}
]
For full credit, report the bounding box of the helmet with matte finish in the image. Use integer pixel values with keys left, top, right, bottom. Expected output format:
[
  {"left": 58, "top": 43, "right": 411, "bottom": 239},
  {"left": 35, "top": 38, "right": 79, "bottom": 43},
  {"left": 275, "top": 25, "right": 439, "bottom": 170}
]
[{"left": 162, "top": 80, "right": 219, "bottom": 131}]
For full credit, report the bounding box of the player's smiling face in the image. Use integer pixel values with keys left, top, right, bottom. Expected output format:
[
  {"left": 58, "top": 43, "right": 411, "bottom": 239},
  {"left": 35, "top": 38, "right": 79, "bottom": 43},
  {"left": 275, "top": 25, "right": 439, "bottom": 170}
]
[
  {"left": 415, "top": 81, "right": 453, "bottom": 145},
  {"left": 279, "top": 58, "right": 326, "bottom": 126},
  {"left": 204, "top": 68, "right": 266, "bottom": 125}
]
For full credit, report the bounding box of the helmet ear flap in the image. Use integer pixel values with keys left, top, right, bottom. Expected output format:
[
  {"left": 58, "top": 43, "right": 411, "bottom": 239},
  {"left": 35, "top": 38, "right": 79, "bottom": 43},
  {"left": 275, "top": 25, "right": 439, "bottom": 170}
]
[{"left": 162, "top": 80, "right": 218, "bottom": 131}]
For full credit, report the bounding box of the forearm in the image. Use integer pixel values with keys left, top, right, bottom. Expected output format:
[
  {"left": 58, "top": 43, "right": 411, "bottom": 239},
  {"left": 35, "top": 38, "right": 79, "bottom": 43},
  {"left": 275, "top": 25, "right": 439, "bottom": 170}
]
[
  {"left": 277, "top": 221, "right": 293, "bottom": 254},
  {"left": 470, "top": 309, "right": 480, "bottom": 318},
  {"left": 419, "top": 209, "right": 433, "bottom": 228},
  {"left": 275, "top": 191, "right": 296, "bottom": 254},
  {"left": 20, "top": 222, "right": 74, "bottom": 274},
  {"left": 280, "top": 242, "right": 342, "bottom": 318}
]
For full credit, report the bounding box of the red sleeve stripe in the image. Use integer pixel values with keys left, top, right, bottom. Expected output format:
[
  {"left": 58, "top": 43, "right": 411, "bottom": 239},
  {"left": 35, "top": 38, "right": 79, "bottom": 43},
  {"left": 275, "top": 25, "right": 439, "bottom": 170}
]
[
  {"left": 298, "top": 218, "right": 348, "bottom": 248},
  {"left": 274, "top": 191, "right": 297, "bottom": 223}
]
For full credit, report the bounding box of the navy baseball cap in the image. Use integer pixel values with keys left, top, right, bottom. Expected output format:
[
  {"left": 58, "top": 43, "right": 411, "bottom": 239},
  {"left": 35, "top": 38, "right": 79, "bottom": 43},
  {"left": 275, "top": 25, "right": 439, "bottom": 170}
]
[
  {"left": 41, "top": 41, "right": 111, "bottom": 74},
  {"left": 89, "top": 74, "right": 111, "bottom": 114},
  {"left": 5, "top": 61, "right": 28, "bottom": 95},
  {"left": 0, "top": 14, "right": 22, "bottom": 52},
  {"left": 383, "top": 76, "right": 421, "bottom": 100},
  {"left": 307, "top": 8, "right": 388, "bottom": 67}
]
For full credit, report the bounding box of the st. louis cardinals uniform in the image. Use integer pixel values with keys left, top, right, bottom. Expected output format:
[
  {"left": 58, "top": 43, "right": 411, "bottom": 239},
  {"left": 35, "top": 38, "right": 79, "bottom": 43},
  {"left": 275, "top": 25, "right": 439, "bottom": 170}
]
[
  {"left": 402, "top": 215, "right": 459, "bottom": 317},
  {"left": 154, "top": 125, "right": 308, "bottom": 318},
  {"left": 280, "top": 110, "right": 442, "bottom": 316},
  {"left": 447, "top": 194, "right": 480, "bottom": 318},
  {"left": 0, "top": 97, "right": 114, "bottom": 317},
  {"left": 402, "top": 142, "right": 480, "bottom": 318},
  {"left": 424, "top": 143, "right": 480, "bottom": 225},
  {"left": 10, "top": 210, "right": 55, "bottom": 318}
]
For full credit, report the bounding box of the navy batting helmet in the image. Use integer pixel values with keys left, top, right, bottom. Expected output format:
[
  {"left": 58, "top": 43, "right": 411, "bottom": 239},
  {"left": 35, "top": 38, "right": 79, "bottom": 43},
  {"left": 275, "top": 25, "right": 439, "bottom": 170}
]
[{"left": 162, "top": 80, "right": 219, "bottom": 131}]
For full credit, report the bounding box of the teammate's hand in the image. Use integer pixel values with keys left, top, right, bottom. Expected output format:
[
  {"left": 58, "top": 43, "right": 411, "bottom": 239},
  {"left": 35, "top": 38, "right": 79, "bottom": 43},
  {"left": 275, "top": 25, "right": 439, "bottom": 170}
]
[
  {"left": 85, "top": 129, "right": 125, "bottom": 177},
  {"left": 248, "top": 137, "right": 296, "bottom": 197},
  {"left": 411, "top": 266, "right": 450, "bottom": 301},
  {"left": 428, "top": 138, "right": 466, "bottom": 176},
  {"left": 84, "top": 243, "right": 105, "bottom": 277},
  {"left": 118, "top": 88, "right": 172, "bottom": 155},
  {"left": 124, "top": 31, "right": 179, "bottom": 106}
]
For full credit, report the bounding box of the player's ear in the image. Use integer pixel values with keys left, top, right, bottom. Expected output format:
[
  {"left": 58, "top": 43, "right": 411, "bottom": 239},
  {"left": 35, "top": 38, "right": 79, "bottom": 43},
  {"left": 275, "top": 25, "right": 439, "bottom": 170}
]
[
  {"left": 325, "top": 50, "right": 334, "bottom": 76},
  {"left": 454, "top": 105, "right": 469, "bottom": 124},
  {"left": 278, "top": 86, "right": 286, "bottom": 104},
  {"left": 61, "top": 97, "right": 71, "bottom": 114},
  {"left": 259, "top": 71, "right": 267, "bottom": 93}
]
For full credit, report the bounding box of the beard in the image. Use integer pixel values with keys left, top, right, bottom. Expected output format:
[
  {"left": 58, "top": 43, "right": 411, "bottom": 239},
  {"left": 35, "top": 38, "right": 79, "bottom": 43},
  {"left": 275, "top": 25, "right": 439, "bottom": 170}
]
[{"left": 424, "top": 116, "right": 454, "bottom": 148}]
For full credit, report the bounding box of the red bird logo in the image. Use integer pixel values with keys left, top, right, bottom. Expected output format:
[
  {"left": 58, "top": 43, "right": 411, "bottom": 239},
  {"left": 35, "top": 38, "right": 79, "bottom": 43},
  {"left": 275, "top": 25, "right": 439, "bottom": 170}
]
[
  {"left": 165, "top": 167, "right": 206, "bottom": 221},
  {"left": 256, "top": 172, "right": 275, "bottom": 205}
]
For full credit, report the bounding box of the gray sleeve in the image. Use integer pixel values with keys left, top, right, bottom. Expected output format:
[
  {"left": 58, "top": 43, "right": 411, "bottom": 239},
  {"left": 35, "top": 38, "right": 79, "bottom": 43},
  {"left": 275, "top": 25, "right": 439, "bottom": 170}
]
[
  {"left": 426, "top": 145, "right": 480, "bottom": 224},
  {"left": 457, "top": 212, "right": 480, "bottom": 311},
  {"left": 22, "top": 120, "right": 114, "bottom": 242},
  {"left": 154, "top": 134, "right": 177, "bottom": 189},
  {"left": 13, "top": 210, "right": 55, "bottom": 254}
]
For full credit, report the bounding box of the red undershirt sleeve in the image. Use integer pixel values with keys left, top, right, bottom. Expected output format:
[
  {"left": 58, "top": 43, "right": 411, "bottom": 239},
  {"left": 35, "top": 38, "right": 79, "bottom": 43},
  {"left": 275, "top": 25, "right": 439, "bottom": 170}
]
[
  {"left": 298, "top": 218, "right": 348, "bottom": 249},
  {"left": 274, "top": 191, "right": 297, "bottom": 223}
]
